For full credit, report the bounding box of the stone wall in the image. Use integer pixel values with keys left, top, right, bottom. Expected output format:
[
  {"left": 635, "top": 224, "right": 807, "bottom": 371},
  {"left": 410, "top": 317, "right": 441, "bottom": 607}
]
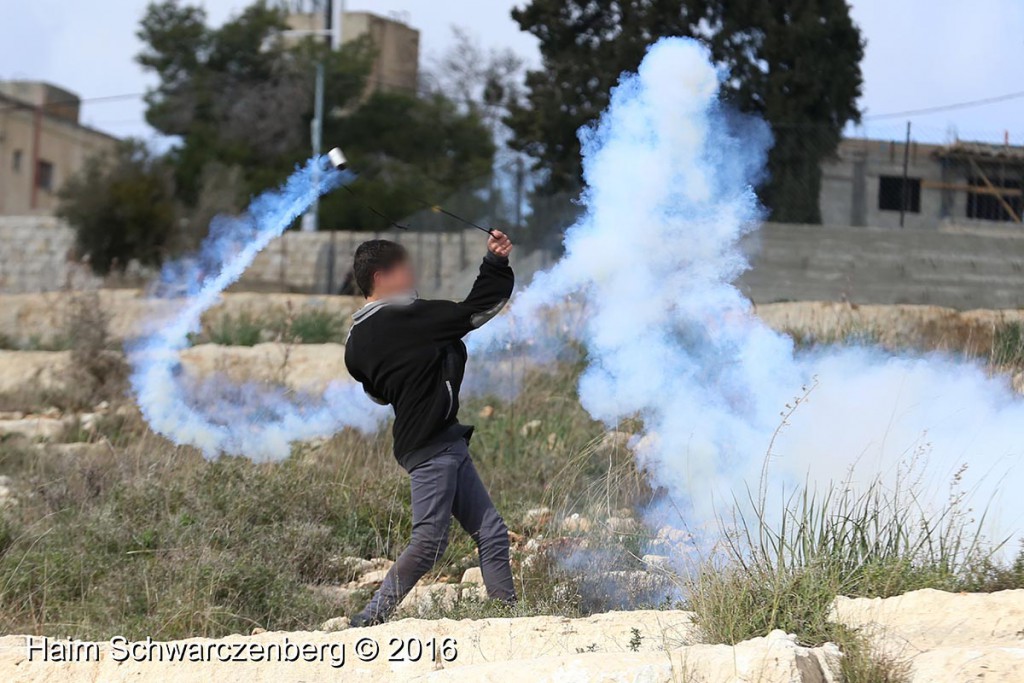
[
  {"left": 3, "top": 217, "right": 1023, "bottom": 310},
  {"left": 244, "top": 228, "right": 494, "bottom": 296},
  {"left": 0, "top": 216, "right": 99, "bottom": 293},
  {"left": 219, "top": 221, "right": 1024, "bottom": 307}
]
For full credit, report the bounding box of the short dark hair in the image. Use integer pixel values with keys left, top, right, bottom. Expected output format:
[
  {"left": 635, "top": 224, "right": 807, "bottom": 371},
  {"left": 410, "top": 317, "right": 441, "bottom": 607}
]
[{"left": 352, "top": 240, "right": 409, "bottom": 297}]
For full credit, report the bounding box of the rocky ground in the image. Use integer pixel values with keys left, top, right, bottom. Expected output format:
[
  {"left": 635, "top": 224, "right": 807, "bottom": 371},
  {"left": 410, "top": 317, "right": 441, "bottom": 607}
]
[
  {"left": 0, "top": 588, "right": 1021, "bottom": 681},
  {"left": 1, "top": 288, "right": 1023, "bottom": 350},
  {"left": 3, "top": 296, "right": 1024, "bottom": 408},
  {"left": 0, "top": 290, "right": 362, "bottom": 349},
  {"left": 3, "top": 294, "right": 1024, "bottom": 681}
]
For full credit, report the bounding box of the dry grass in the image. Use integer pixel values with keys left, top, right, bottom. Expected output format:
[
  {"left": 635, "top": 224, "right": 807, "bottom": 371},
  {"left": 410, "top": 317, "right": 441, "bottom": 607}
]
[
  {"left": 0, "top": 358, "right": 627, "bottom": 638},
  {"left": 0, "top": 299, "right": 1023, "bottom": 665}
]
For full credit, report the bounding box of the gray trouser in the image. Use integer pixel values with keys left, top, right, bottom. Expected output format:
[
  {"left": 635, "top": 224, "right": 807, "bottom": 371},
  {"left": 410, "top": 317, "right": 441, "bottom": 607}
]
[{"left": 358, "top": 439, "right": 515, "bottom": 621}]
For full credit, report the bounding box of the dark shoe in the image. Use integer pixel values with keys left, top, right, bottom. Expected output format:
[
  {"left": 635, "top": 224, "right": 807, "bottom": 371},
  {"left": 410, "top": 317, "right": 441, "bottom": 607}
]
[{"left": 348, "top": 610, "right": 386, "bottom": 628}]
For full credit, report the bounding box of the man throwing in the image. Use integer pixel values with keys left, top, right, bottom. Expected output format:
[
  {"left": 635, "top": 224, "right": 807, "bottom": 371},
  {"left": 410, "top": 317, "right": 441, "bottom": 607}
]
[{"left": 343, "top": 231, "right": 516, "bottom": 626}]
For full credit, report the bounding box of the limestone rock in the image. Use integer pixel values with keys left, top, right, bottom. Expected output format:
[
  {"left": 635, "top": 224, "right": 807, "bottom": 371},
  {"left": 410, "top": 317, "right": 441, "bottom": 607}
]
[
  {"left": 45, "top": 442, "right": 110, "bottom": 458},
  {"left": 399, "top": 583, "right": 479, "bottom": 615},
  {"left": 0, "top": 475, "right": 14, "bottom": 509},
  {"left": 0, "top": 571, "right": 1021, "bottom": 682},
  {"left": 831, "top": 588, "right": 1024, "bottom": 682},
  {"left": 596, "top": 430, "right": 633, "bottom": 455},
  {"left": 604, "top": 516, "right": 637, "bottom": 534},
  {"left": 461, "top": 567, "right": 484, "bottom": 586},
  {"left": 831, "top": 588, "right": 1024, "bottom": 650},
  {"left": 908, "top": 647, "right": 1024, "bottom": 683},
  {"left": 641, "top": 554, "right": 672, "bottom": 572},
  {"left": 0, "top": 610, "right": 787, "bottom": 682},
  {"left": 653, "top": 525, "right": 692, "bottom": 547},
  {"left": 0, "top": 289, "right": 361, "bottom": 348},
  {"left": 355, "top": 568, "right": 390, "bottom": 588},
  {"left": 522, "top": 507, "right": 552, "bottom": 528},
  {"left": 561, "top": 513, "right": 592, "bottom": 533},
  {"left": 307, "top": 584, "right": 363, "bottom": 609},
  {"left": 319, "top": 616, "right": 351, "bottom": 632},
  {"left": 327, "top": 556, "right": 393, "bottom": 582},
  {"left": 424, "top": 631, "right": 838, "bottom": 683},
  {"left": 0, "top": 350, "right": 69, "bottom": 394},
  {"left": 179, "top": 343, "right": 352, "bottom": 393},
  {"left": 519, "top": 419, "right": 543, "bottom": 436},
  {"left": 0, "top": 343, "right": 356, "bottom": 398},
  {"left": 0, "top": 415, "right": 71, "bottom": 441},
  {"left": 78, "top": 412, "right": 102, "bottom": 431}
]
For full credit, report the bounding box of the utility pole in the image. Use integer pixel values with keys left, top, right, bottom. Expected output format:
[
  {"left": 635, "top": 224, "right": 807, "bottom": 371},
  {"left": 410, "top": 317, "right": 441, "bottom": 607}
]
[
  {"left": 285, "top": 2, "right": 344, "bottom": 290},
  {"left": 899, "top": 121, "right": 911, "bottom": 228},
  {"left": 302, "top": 61, "right": 325, "bottom": 233},
  {"left": 514, "top": 156, "right": 525, "bottom": 230},
  {"left": 325, "top": 0, "right": 344, "bottom": 292},
  {"left": 330, "top": 0, "right": 343, "bottom": 50},
  {"left": 300, "top": 1, "right": 343, "bottom": 233}
]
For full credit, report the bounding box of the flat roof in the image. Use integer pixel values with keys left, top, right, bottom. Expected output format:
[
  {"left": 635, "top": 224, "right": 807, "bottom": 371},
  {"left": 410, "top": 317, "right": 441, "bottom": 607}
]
[{"left": 0, "top": 91, "right": 119, "bottom": 143}]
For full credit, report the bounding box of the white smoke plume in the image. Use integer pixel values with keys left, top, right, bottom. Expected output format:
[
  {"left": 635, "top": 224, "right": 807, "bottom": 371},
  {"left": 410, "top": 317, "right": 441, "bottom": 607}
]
[
  {"left": 129, "top": 158, "right": 386, "bottom": 461},
  {"left": 473, "top": 37, "right": 1024, "bottom": 537}
]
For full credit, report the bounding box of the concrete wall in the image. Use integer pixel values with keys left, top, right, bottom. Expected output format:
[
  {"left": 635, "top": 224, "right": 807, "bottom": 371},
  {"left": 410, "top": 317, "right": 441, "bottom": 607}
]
[
  {"left": 3, "top": 217, "right": 1023, "bottom": 310},
  {"left": 740, "top": 223, "right": 1024, "bottom": 309}
]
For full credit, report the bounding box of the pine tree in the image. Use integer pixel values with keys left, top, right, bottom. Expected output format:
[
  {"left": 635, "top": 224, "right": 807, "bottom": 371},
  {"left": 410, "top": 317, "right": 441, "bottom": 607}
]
[{"left": 508, "top": 0, "right": 863, "bottom": 222}]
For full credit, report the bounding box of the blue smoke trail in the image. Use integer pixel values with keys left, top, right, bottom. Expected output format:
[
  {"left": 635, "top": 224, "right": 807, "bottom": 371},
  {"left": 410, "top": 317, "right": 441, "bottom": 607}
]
[{"left": 129, "top": 157, "right": 386, "bottom": 461}]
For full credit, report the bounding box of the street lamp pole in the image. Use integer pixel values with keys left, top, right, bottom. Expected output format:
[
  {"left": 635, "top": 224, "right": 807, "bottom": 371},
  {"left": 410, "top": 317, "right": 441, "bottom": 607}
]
[
  {"left": 302, "top": 62, "right": 325, "bottom": 233},
  {"left": 298, "top": 1, "right": 344, "bottom": 233}
]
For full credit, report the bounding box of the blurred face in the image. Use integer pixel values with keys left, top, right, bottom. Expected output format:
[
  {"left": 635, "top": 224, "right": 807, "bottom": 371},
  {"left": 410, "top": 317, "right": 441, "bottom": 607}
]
[{"left": 372, "top": 258, "right": 417, "bottom": 298}]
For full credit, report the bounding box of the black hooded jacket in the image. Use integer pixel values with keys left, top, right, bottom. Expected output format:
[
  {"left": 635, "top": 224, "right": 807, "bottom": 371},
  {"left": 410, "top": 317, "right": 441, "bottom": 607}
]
[{"left": 344, "top": 253, "right": 513, "bottom": 471}]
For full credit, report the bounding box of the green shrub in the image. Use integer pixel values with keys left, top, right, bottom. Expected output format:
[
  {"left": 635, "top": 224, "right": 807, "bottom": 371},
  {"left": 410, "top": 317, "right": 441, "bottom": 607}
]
[
  {"left": 689, "top": 472, "right": 1003, "bottom": 647},
  {"left": 284, "top": 309, "right": 345, "bottom": 344},
  {"left": 207, "top": 312, "right": 264, "bottom": 346},
  {"left": 992, "top": 321, "right": 1024, "bottom": 367}
]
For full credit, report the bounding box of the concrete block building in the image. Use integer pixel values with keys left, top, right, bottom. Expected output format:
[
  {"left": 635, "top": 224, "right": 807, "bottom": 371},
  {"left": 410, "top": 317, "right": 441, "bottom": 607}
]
[
  {"left": 285, "top": 9, "right": 419, "bottom": 95},
  {"left": 821, "top": 137, "right": 1024, "bottom": 230},
  {"left": 0, "top": 81, "right": 118, "bottom": 216}
]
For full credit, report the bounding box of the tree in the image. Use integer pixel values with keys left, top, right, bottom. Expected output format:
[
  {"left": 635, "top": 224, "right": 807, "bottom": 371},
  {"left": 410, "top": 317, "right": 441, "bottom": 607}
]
[
  {"left": 321, "top": 91, "right": 496, "bottom": 230},
  {"left": 425, "top": 26, "right": 526, "bottom": 142},
  {"left": 422, "top": 28, "right": 530, "bottom": 237},
  {"left": 136, "top": 1, "right": 496, "bottom": 233},
  {"left": 58, "top": 141, "right": 178, "bottom": 274},
  {"left": 508, "top": 0, "right": 863, "bottom": 223},
  {"left": 137, "top": 0, "right": 371, "bottom": 203},
  {"left": 712, "top": 0, "right": 864, "bottom": 222}
]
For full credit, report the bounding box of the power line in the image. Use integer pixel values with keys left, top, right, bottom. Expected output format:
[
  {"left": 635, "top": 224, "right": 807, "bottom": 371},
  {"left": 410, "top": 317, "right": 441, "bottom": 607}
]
[
  {"left": 864, "top": 90, "right": 1024, "bottom": 121},
  {"left": 0, "top": 91, "right": 145, "bottom": 114}
]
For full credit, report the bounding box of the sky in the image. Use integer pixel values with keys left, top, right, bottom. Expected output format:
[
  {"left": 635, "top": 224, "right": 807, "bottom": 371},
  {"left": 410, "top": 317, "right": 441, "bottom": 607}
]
[{"left": 2, "top": 0, "right": 1022, "bottom": 145}]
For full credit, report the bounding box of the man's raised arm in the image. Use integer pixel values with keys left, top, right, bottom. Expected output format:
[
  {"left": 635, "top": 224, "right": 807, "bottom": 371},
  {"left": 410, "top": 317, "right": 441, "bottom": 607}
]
[{"left": 429, "top": 230, "right": 515, "bottom": 340}]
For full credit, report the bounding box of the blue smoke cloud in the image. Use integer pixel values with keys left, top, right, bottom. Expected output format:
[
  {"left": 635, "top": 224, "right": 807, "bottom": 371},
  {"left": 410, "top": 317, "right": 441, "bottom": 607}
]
[
  {"left": 128, "top": 157, "right": 386, "bottom": 461},
  {"left": 472, "top": 37, "right": 1024, "bottom": 540},
  {"left": 127, "top": 39, "right": 1024, "bottom": 553}
]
